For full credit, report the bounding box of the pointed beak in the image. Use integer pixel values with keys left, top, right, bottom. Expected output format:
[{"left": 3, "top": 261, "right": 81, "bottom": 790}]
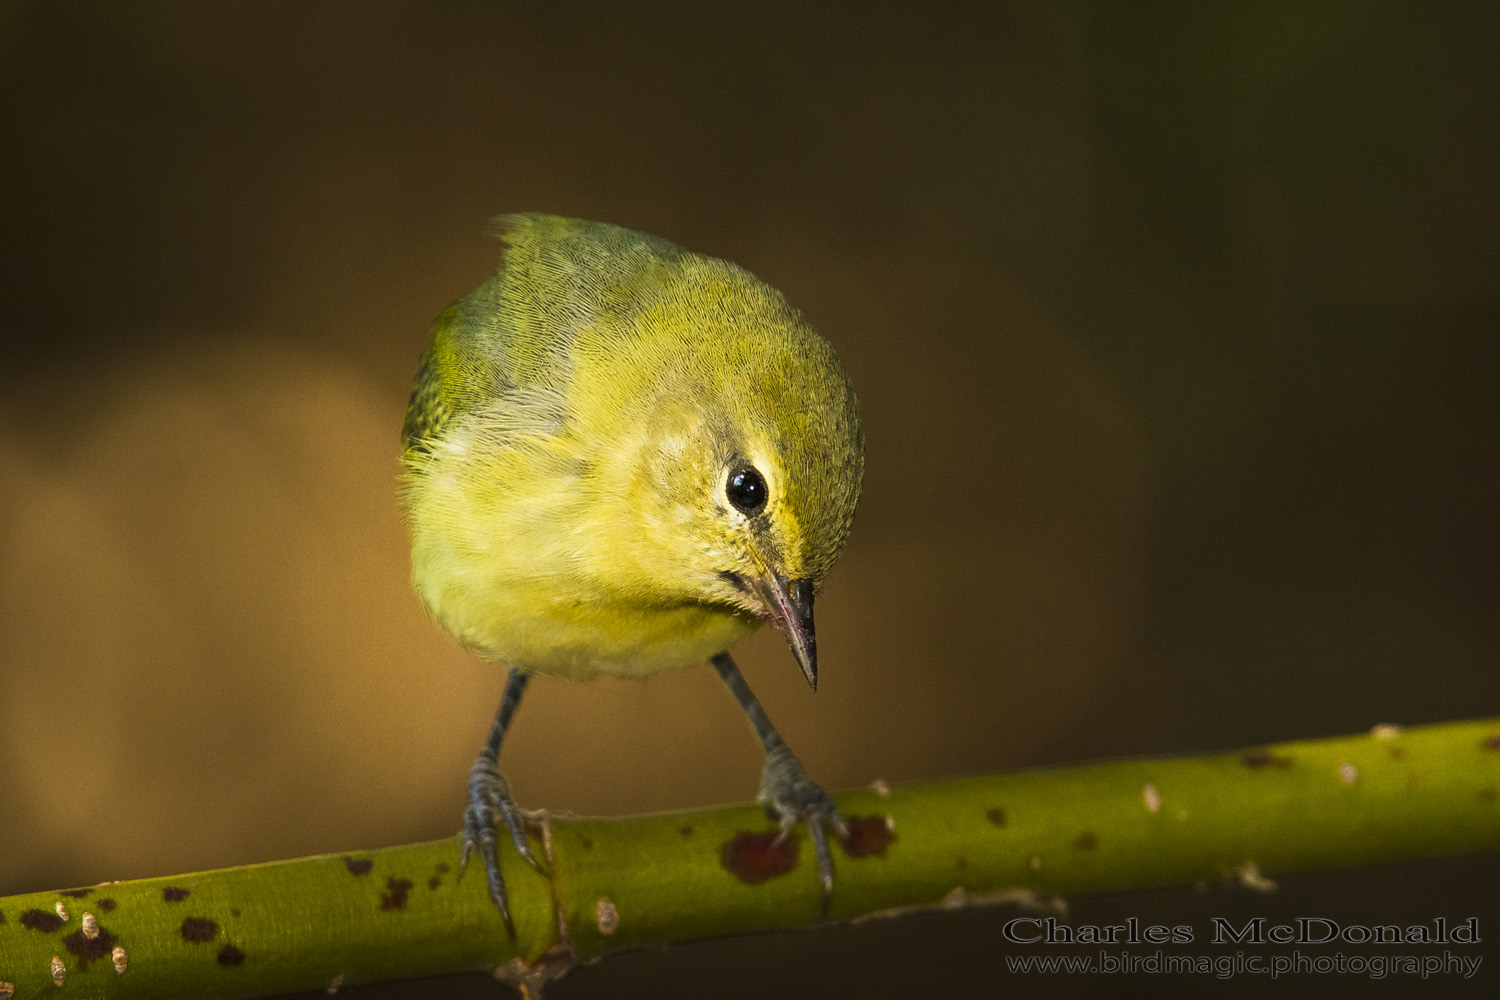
[{"left": 750, "top": 572, "right": 818, "bottom": 690}]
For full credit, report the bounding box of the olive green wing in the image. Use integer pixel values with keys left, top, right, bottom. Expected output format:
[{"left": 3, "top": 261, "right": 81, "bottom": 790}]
[
  {"left": 402, "top": 214, "right": 693, "bottom": 460},
  {"left": 401, "top": 304, "right": 488, "bottom": 458}
]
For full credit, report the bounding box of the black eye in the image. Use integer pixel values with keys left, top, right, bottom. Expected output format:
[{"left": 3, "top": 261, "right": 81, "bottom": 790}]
[{"left": 726, "top": 466, "right": 768, "bottom": 515}]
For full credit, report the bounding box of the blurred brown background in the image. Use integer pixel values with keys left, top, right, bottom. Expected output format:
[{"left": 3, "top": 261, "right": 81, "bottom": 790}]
[{"left": 1, "top": 2, "right": 1497, "bottom": 997}]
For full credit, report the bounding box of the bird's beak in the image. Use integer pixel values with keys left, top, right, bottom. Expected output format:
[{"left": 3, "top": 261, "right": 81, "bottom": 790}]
[{"left": 750, "top": 572, "right": 818, "bottom": 690}]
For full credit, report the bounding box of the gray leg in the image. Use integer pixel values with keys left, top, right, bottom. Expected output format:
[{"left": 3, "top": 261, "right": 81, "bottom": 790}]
[
  {"left": 712, "top": 651, "right": 848, "bottom": 904},
  {"left": 461, "top": 667, "right": 542, "bottom": 935}
]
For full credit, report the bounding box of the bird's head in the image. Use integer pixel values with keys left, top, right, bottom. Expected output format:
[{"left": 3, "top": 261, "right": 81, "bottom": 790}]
[{"left": 614, "top": 296, "right": 864, "bottom": 691}]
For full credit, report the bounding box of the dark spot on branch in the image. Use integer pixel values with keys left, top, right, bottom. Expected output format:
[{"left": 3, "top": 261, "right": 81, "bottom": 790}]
[
  {"left": 342, "top": 856, "right": 374, "bottom": 876},
  {"left": 722, "top": 830, "right": 799, "bottom": 885},
  {"left": 841, "top": 815, "right": 896, "bottom": 858},
  {"left": 678, "top": 825, "right": 694, "bottom": 837},
  {"left": 163, "top": 887, "right": 190, "bottom": 902},
  {"left": 1484, "top": 735, "right": 1500, "bottom": 751},
  {"left": 434, "top": 862, "right": 450, "bottom": 874},
  {"left": 0, "top": 909, "right": 5, "bottom": 924},
  {"left": 230, "top": 908, "right": 240, "bottom": 918},
  {"left": 98, "top": 898, "right": 116, "bottom": 912},
  {"left": 217, "top": 944, "right": 246, "bottom": 967},
  {"left": 381, "top": 877, "right": 414, "bottom": 910},
  {"left": 1388, "top": 746, "right": 1406, "bottom": 760},
  {"left": 1074, "top": 831, "right": 1099, "bottom": 851},
  {"left": 428, "top": 876, "right": 442, "bottom": 890},
  {"left": 63, "top": 924, "right": 117, "bottom": 969},
  {"left": 986, "top": 808, "right": 1008, "bottom": 827},
  {"left": 180, "top": 917, "right": 219, "bottom": 943},
  {"left": 20, "top": 909, "right": 65, "bottom": 933},
  {"left": 580, "top": 837, "right": 593, "bottom": 849},
  {"left": 1479, "top": 787, "right": 1497, "bottom": 803},
  {"left": 58, "top": 888, "right": 92, "bottom": 899},
  {"left": 1240, "top": 749, "right": 1294, "bottom": 769},
  {"left": 956, "top": 857, "right": 968, "bottom": 871}
]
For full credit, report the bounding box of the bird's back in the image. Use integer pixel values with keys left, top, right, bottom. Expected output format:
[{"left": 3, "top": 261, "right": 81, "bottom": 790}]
[{"left": 402, "top": 215, "right": 694, "bottom": 459}]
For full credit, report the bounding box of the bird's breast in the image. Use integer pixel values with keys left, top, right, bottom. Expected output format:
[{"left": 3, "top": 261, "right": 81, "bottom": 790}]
[{"left": 406, "top": 435, "right": 759, "bottom": 679}]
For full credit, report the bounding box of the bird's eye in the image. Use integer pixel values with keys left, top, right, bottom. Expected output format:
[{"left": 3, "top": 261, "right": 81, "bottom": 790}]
[{"left": 726, "top": 466, "right": 768, "bottom": 515}]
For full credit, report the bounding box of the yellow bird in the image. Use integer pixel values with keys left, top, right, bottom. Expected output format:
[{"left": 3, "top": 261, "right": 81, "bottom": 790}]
[{"left": 400, "top": 215, "right": 864, "bottom": 929}]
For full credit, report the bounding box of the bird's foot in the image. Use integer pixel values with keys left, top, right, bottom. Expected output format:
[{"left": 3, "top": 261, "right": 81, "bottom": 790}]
[
  {"left": 460, "top": 750, "right": 544, "bottom": 935},
  {"left": 759, "top": 743, "right": 848, "bottom": 909}
]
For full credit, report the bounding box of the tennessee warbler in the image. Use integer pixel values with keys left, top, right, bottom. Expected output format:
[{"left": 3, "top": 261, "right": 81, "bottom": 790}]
[{"left": 400, "top": 214, "right": 864, "bottom": 930}]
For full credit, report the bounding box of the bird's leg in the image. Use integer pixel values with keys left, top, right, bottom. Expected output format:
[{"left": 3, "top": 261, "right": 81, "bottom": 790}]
[
  {"left": 460, "top": 667, "right": 542, "bottom": 935},
  {"left": 712, "top": 651, "right": 848, "bottom": 905}
]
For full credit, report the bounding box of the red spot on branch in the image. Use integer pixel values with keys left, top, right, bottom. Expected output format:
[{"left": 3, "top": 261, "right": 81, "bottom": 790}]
[
  {"left": 722, "top": 830, "right": 799, "bottom": 885},
  {"left": 841, "top": 815, "right": 896, "bottom": 858}
]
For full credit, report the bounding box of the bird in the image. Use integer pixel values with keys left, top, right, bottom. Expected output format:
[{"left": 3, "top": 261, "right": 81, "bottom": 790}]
[{"left": 399, "top": 214, "right": 864, "bottom": 931}]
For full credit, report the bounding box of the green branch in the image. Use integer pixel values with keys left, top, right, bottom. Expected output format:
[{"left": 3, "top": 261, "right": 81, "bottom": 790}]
[{"left": 4, "top": 717, "right": 1499, "bottom": 998}]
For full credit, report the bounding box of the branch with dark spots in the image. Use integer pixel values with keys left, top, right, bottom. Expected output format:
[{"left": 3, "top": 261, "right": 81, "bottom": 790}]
[
  {"left": 63, "top": 924, "right": 117, "bottom": 969},
  {"left": 342, "top": 855, "right": 374, "bottom": 876},
  {"left": 0, "top": 718, "right": 1496, "bottom": 998},
  {"left": 1240, "top": 748, "right": 1295, "bottom": 769},
  {"left": 178, "top": 917, "right": 218, "bottom": 943},
  {"left": 721, "top": 830, "right": 799, "bottom": 885},
  {"left": 19, "top": 909, "right": 64, "bottom": 933},
  {"left": 380, "top": 877, "right": 414, "bottom": 911},
  {"left": 840, "top": 815, "right": 896, "bottom": 858}
]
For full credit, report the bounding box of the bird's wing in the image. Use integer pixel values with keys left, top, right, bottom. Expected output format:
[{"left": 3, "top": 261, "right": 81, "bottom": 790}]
[
  {"left": 402, "top": 304, "right": 481, "bottom": 457},
  {"left": 402, "top": 214, "right": 692, "bottom": 459}
]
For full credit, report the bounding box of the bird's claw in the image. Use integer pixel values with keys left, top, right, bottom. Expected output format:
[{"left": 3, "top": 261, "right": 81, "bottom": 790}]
[
  {"left": 759, "top": 744, "right": 846, "bottom": 909},
  {"left": 460, "top": 750, "right": 543, "bottom": 936}
]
